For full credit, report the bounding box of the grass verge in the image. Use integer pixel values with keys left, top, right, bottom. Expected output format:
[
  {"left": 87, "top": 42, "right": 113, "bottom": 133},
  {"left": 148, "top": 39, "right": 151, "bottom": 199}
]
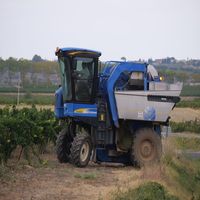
[
  {"left": 162, "top": 137, "right": 200, "bottom": 200},
  {"left": 0, "top": 94, "right": 54, "bottom": 105},
  {"left": 74, "top": 172, "right": 97, "bottom": 180},
  {"left": 112, "top": 182, "right": 179, "bottom": 200},
  {"left": 173, "top": 137, "right": 200, "bottom": 151},
  {"left": 177, "top": 98, "right": 200, "bottom": 108},
  {"left": 170, "top": 120, "right": 200, "bottom": 134}
]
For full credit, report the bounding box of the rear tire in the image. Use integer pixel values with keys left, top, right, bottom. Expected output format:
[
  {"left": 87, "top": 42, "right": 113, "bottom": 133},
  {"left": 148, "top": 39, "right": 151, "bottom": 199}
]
[
  {"left": 70, "top": 133, "right": 92, "bottom": 167},
  {"left": 56, "top": 127, "right": 73, "bottom": 163},
  {"left": 131, "top": 128, "right": 162, "bottom": 167}
]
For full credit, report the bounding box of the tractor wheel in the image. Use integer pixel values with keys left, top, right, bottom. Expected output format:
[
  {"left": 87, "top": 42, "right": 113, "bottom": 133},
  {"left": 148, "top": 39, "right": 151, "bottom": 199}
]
[
  {"left": 131, "top": 128, "right": 162, "bottom": 167},
  {"left": 56, "top": 127, "right": 73, "bottom": 163},
  {"left": 70, "top": 133, "right": 92, "bottom": 167}
]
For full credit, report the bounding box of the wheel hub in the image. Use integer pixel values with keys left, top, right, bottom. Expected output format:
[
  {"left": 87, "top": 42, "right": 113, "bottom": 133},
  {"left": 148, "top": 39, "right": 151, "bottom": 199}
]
[
  {"left": 80, "top": 142, "right": 89, "bottom": 162},
  {"left": 140, "top": 140, "right": 154, "bottom": 160}
]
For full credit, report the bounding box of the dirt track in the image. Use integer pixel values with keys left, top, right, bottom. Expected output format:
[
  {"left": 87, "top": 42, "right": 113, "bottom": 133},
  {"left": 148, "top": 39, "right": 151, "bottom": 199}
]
[
  {"left": 0, "top": 153, "right": 145, "bottom": 200},
  {"left": 0, "top": 137, "right": 192, "bottom": 200}
]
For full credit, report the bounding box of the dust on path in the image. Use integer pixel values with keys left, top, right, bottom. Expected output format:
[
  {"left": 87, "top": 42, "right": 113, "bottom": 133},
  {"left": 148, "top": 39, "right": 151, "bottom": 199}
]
[{"left": 0, "top": 153, "right": 142, "bottom": 200}]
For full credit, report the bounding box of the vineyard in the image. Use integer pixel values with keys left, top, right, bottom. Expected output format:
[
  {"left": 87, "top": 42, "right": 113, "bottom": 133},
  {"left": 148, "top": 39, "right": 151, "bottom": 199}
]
[
  {"left": 0, "top": 105, "right": 199, "bottom": 166},
  {"left": 0, "top": 106, "right": 200, "bottom": 199},
  {"left": 0, "top": 106, "right": 60, "bottom": 165}
]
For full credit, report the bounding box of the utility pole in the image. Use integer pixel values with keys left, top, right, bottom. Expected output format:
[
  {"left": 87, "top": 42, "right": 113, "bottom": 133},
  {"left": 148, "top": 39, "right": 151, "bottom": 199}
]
[
  {"left": 17, "top": 81, "right": 20, "bottom": 105},
  {"left": 17, "top": 71, "right": 21, "bottom": 106}
]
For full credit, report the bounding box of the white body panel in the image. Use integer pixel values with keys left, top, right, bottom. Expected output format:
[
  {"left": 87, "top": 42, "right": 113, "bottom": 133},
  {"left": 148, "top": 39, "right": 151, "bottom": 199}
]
[{"left": 115, "top": 82, "right": 182, "bottom": 122}]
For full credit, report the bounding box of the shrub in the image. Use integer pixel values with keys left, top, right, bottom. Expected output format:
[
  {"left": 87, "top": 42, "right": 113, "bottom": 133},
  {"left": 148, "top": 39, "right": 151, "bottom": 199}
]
[
  {"left": 0, "top": 106, "right": 60, "bottom": 164},
  {"left": 113, "top": 182, "right": 179, "bottom": 200}
]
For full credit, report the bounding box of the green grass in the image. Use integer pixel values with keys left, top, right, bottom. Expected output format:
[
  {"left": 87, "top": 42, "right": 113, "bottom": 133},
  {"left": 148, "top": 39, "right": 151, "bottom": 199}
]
[
  {"left": 170, "top": 160, "right": 200, "bottom": 199},
  {"left": 163, "top": 152, "right": 200, "bottom": 199},
  {"left": 112, "top": 182, "right": 179, "bottom": 200},
  {"left": 0, "top": 87, "right": 18, "bottom": 93},
  {"left": 170, "top": 120, "right": 200, "bottom": 134},
  {"left": 0, "top": 165, "right": 14, "bottom": 181},
  {"left": 161, "top": 136, "right": 200, "bottom": 199},
  {"left": 0, "top": 86, "right": 57, "bottom": 93},
  {"left": 173, "top": 137, "right": 200, "bottom": 151},
  {"left": 0, "top": 94, "right": 54, "bottom": 105},
  {"left": 23, "top": 86, "right": 57, "bottom": 93},
  {"left": 181, "top": 85, "right": 200, "bottom": 97},
  {"left": 177, "top": 98, "right": 200, "bottom": 108},
  {"left": 74, "top": 172, "right": 97, "bottom": 180}
]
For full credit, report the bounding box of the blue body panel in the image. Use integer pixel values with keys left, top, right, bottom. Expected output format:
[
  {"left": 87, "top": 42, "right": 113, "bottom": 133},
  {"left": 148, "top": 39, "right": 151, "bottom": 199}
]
[
  {"left": 96, "top": 146, "right": 130, "bottom": 164},
  {"left": 55, "top": 61, "right": 149, "bottom": 126},
  {"left": 64, "top": 103, "right": 97, "bottom": 118},
  {"left": 103, "top": 62, "right": 147, "bottom": 127},
  {"left": 54, "top": 87, "right": 97, "bottom": 118},
  {"left": 54, "top": 87, "right": 64, "bottom": 118}
]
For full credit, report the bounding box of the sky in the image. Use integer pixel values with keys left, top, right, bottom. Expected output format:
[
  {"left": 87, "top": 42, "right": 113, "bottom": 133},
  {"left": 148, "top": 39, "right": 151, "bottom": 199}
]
[{"left": 0, "top": 0, "right": 199, "bottom": 61}]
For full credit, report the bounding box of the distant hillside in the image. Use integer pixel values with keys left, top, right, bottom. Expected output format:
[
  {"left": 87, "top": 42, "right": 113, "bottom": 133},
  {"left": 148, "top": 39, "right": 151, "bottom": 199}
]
[
  {"left": 0, "top": 56, "right": 200, "bottom": 94},
  {"left": 147, "top": 57, "right": 200, "bottom": 84},
  {"left": 0, "top": 57, "right": 60, "bottom": 91}
]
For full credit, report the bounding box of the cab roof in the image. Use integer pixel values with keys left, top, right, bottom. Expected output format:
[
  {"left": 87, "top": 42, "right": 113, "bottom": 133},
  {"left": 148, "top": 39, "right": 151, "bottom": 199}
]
[{"left": 55, "top": 47, "right": 101, "bottom": 58}]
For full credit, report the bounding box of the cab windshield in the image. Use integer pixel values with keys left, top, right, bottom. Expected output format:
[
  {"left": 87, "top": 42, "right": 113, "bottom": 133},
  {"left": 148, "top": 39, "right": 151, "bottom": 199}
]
[
  {"left": 73, "top": 57, "right": 95, "bottom": 101},
  {"left": 58, "top": 57, "right": 72, "bottom": 101},
  {"left": 58, "top": 56, "right": 96, "bottom": 102}
]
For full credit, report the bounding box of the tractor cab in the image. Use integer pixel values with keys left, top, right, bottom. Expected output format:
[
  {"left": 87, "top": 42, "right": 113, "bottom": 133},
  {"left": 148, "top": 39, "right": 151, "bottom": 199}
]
[{"left": 55, "top": 48, "right": 101, "bottom": 118}]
